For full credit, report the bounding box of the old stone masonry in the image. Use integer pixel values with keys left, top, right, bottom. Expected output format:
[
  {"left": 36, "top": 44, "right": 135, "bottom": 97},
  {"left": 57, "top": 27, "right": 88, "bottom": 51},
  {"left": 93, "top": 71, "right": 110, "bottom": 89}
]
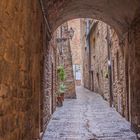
[{"left": 43, "top": 86, "right": 137, "bottom": 140}]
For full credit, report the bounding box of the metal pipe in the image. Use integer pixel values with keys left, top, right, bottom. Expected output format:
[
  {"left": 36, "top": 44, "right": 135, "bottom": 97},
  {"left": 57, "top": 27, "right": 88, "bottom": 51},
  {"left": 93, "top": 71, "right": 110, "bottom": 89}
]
[
  {"left": 39, "top": 0, "right": 52, "bottom": 40},
  {"left": 85, "top": 19, "right": 91, "bottom": 90},
  {"left": 106, "top": 25, "right": 113, "bottom": 107}
]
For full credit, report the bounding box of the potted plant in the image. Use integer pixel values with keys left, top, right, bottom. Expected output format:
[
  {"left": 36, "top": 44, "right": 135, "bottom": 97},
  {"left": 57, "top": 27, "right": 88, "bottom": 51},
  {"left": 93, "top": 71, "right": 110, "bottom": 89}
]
[
  {"left": 57, "top": 66, "right": 66, "bottom": 81},
  {"left": 104, "top": 71, "right": 109, "bottom": 78},
  {"left": 56, "top": 92, "right": 63, "bottom": 107},
  {"left": 56, "top": 83, "right": 66, "bottom": 107},
  {"left": 59, "top": 83, "right": 66, "bottom": 101},
  {"left": 56, "top": 65, "right": 66, "bottom": 107}
]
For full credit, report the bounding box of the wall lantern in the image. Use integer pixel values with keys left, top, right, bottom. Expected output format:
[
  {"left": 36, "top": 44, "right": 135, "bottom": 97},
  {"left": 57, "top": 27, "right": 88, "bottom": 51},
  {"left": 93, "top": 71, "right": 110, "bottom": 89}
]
[
  {"left": 68, "top": 27, "right": 75, "bottom": 40},
  {"left": 56, "top": 27, "right": 74, "bottom": 43}
]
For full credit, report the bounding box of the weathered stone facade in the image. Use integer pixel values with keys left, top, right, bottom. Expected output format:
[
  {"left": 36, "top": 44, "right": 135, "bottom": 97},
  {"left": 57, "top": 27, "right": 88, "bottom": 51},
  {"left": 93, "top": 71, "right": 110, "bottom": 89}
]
[
  {"left": 62, "top": 41, "right": 76, "bottom": 99},
  {"left": 110, "top": 29, "right": 126, "bottom": 117},
  {"left": 0, "top": 0, "right": 140, "bottom": 139},
  {"left": 80, "top": 19, "right": 88, "bottom": 87},
  {"left": 128, "top": 15, "right": 140, "bottom": 134},
  {"left": 82, "top": 18, "right": 140, "bottom": 136},
  {"left": 89, "top": 21, "right": 109, "bottom": 102},
  {"left": 56, "top": 23, "right": 76, "bottom": 99},
  {"left": 68, "top": 20, "right": 82, "bottom": 65},
  {"left": 68, "top": 19, "right": 82, "bottom": 85},
  {"left": 44, "top": 3, "right": 140, "bottom": 135},
  {"left": 42, "top": 36, "right": 57, "bottom": 133},
  {"left": 0, "top": 1, "right": 44, "bottom": 139},
  {"left": 45, "top": 0, "right": 140, "bottom": 37},
  {"left": 0, "top": 1, "right": 57, "bottom": 139},
  {"left": 81, "top": 19, "right": 127, "bottom": 123}
]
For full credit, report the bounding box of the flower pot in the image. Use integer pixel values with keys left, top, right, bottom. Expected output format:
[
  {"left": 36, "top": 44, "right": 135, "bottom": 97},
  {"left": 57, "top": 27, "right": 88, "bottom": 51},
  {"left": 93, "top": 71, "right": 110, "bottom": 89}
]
[
  {"left": 57, "top": 96, "right": 63, "bottom": 107},
  {"left": 60, "top": 93, "right": 65, "bottom": 101}
]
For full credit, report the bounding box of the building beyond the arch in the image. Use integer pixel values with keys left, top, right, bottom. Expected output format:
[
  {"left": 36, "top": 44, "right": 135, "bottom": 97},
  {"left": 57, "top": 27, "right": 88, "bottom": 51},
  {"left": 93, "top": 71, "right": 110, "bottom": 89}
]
[{"left": 0, "top": 0, "right": 140, "bottom": 139}]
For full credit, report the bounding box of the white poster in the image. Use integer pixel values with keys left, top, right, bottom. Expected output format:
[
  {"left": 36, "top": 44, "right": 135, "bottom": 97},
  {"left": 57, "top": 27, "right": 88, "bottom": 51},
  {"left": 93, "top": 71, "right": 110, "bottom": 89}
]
[{"left": 73, "top": 65, "right": 81, "bottom": 80}]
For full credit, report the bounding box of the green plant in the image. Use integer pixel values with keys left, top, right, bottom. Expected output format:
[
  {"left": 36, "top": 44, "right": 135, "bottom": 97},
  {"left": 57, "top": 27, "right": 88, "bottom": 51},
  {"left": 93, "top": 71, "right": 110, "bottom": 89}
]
[
  {"left": 59, "top": 83, "right": 66, "bottom": 94},
  {"left": 56, "top": 83, "right": 66, "bottom": 107},
  {"left": 57, "top": 66, "right": 66, "bottom": 81}
]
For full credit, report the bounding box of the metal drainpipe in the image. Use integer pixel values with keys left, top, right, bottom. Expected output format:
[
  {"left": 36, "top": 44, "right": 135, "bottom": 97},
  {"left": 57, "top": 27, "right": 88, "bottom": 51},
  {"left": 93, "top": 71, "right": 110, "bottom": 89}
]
[
  {"left": 86, "top": 19, "right": 91, "bottom": 90},
  {"left": 88, "top": 32, "right": 91, "bottom": 90},
  {"left": 39, "top": 0, "right": 52, "bottom": 40},
  {"left": 106, "top": 25, "right": 113, "bottom": 107}
]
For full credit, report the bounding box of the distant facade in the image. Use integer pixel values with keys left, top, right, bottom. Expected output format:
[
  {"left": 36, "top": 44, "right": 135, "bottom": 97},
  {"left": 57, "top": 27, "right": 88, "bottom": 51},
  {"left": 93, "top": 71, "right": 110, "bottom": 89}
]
[
  {"left": 81, "top": 19, "right": 128, "bottom": 120},
  {"left": 56, "top": 23, "right": 76, "bottom": 99},
  {"left": 68, "top": 19, "right": 82, "bottom": 86}
]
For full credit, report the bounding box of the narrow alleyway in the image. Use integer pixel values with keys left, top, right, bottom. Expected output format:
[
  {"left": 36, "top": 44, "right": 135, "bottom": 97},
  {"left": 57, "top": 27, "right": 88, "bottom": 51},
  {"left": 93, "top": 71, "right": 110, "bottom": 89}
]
[{"left": 42, "top": 86, "right": 137, "bottom": 140}]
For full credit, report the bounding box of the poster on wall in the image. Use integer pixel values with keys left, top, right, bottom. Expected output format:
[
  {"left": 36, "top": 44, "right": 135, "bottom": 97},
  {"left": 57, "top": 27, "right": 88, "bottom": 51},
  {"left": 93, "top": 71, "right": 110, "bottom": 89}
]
[{"left": 73, "top": 65, "right": 81, "bottom": 80}]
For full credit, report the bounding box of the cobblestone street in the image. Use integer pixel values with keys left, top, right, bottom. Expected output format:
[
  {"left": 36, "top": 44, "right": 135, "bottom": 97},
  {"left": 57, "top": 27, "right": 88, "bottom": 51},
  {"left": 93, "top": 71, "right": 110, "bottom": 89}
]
[{"left": 43, "top": 86, "right": 137, "bottom": 140}]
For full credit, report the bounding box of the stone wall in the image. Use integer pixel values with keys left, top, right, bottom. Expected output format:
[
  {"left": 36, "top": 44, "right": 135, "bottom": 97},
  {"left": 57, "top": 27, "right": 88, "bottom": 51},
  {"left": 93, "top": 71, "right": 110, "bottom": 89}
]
[
  {"left": 0, "top": 1, "right": 57, "bottom": 139},
  {"left": 110, "top": 29, "right": 126, "bottom": 117},
  {"left": 68, "top": 19, "right": 82, "bottom": 85},
  {"left": 42, "top": 35, "right": 57, "bottom": 132},
  {"left": 80, "top": 19, "right": 90, "bottom": 88},
  {"left": 128, "top": 15, "right": 140, "bottom": 135},
  {"left": 0, "top": 0, "right": 44, "bottom": 139},
  {"left": 81, "top": 20, "right": 110, "bottom": 100},
  {"left": 68, "top": 19, "right": 82, "bottom": 65},
  {"left": 81, "top": 19, "right": 128, "bottom": 122},
  {"left": 89, "top": 21, "right": 109, "bottom": 101},
  {"left": 0, "top": 0, "right": 140, "bottom": 137},
  {"left": 63, "top": 41, "right": 76, "bottom": 99},
  {"left": 56, "top": 24, "right": 76, "bottom": 99}
]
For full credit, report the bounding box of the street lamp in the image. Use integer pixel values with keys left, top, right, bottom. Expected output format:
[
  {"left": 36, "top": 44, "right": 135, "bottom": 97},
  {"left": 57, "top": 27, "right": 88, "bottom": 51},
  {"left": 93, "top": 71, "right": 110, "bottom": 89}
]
[{"left": 68, "top": 27, "right": 75, "bottom": 40}]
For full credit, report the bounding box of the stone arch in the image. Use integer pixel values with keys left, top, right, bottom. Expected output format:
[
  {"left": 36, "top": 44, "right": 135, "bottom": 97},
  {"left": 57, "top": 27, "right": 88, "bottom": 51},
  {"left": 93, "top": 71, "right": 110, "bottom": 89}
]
[
  {"left": 0, "top": 0, "right": 140, "bottom": 139},
  {"left": 44, "top": 0, "right": 140, "bottom": 135},
  {"left": 45, "top": 0, "right": 140, "bottom": 37}
]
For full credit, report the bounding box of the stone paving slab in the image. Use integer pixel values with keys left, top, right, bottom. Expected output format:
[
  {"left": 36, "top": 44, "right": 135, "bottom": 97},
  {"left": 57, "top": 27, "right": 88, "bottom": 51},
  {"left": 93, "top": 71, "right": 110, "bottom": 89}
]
[{"left": 42, "top": 86, "right": 137, "bottom": 140}]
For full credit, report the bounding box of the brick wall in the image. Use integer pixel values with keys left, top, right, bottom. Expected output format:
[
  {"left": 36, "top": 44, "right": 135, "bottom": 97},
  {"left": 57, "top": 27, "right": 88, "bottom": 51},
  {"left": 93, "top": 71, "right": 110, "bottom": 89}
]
[
  {"left": 80, "top": 19, "right": 89, "bottom": 87},
  {"left": 110, "top": 29, "right": 126, "bottom": 117},
  {"left": 68, "top": 19, "right": 82, "bottom": 65},
  {"left": 42, "top": 36, "right": 57, "bottom": 132},
  {"left": 63, "top": 41, "right": 76, "bottom": 99},
  {"left": 89, "top": 22, "right": 109, "bottom": 101},
  {"left": 56, "top": 23, "right": 76, "bottom": 99},
  {"left": 128, "top": 15, "right": 140, "bottom": 134},
  {"left": 81, "top": 19, "right": 127, "bottom": 121},
  {"left": 68, "top": 19, "right": 82, "bottom": 85},
  {"left": 0, "top": 1, "right": 57, "bottom": 139}
]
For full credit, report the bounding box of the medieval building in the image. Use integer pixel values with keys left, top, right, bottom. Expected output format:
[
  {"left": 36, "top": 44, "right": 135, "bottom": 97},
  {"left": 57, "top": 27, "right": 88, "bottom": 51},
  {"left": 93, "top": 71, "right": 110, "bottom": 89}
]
[
  {"left": 81, "top": 19, "right": 130, "bottom": 122},
  {"left": 0, "top": 0, "right": 140, "bottom": 139},
  {"left": 56, "top": 23, "right": 76, "bottom": 99}
]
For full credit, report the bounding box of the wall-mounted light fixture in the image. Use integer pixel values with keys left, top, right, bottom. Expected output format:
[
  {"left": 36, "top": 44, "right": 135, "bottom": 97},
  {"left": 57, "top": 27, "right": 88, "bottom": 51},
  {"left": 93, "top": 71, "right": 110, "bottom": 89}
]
[{"left": 56, "top": 27, "right": 74, "bottom": 43}]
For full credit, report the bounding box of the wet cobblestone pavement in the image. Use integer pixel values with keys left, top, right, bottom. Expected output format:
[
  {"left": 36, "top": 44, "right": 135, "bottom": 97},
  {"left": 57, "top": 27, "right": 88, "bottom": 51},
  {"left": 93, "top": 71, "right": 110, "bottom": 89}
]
[{"left": 43, "top": 86, "right": 137, "bottom": 140}]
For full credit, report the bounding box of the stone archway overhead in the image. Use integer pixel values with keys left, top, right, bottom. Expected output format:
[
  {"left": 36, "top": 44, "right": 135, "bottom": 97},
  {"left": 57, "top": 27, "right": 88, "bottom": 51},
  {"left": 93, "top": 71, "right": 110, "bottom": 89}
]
[{"left": 45, "top": 0, "right": 140, "bottom": 37}]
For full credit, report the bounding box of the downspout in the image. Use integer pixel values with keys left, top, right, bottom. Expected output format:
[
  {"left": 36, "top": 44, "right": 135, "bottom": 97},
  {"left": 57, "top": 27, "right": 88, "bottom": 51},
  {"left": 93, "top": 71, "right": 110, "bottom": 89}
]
[
  {"left": 39, "top": 0, "right": 52, "bottom": 40},
  {"left": 106, "top": 25, "right": 113, "bottom": 107},
  {"left": 88, "top": 30, "right": 91, "bottom": 90},
  {"left": 86, "top": 19, "right": 91, "bottom": 90}
]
